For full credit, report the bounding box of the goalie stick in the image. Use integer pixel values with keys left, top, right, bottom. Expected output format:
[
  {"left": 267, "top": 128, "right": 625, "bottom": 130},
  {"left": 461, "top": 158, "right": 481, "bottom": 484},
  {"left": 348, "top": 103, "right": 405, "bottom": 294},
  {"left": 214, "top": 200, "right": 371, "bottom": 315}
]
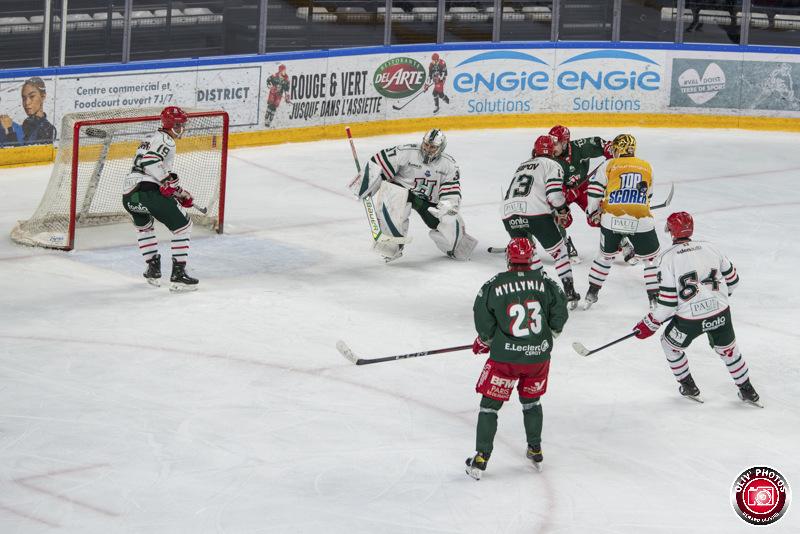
[
  {"left": 571, "top": 332, "right": 637, "bottom": 357},
  {"left": 391, "top": 82, "right": 432, "bottom": 111},
  {"left": 345, "top": 127, "right": 411, "bottom": 246},
  {"left": 336, "top": 340, "right": 471, "bottom": 365}
]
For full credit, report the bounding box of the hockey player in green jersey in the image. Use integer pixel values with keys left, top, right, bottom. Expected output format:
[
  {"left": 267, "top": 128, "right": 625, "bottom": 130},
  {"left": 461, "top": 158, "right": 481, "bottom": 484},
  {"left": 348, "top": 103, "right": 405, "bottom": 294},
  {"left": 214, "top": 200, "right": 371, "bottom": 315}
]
[
  {"left": 549, "top": 125, "right": 635, "bottom": 263},
  {"left": 466, "top": 237, "right": 568, "bottom": 479}
]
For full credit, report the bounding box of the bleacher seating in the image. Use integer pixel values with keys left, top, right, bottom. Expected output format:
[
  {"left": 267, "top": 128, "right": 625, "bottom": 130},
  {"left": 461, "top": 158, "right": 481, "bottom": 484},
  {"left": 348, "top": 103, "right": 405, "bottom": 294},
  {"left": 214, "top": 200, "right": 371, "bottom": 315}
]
[{"left": 485, "top": 6, "right": 525, "bottom": 22}]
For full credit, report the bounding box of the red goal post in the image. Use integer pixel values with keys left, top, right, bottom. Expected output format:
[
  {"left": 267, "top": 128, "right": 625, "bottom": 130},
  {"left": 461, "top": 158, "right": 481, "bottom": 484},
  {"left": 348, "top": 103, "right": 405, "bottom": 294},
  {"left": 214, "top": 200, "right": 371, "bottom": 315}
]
[{"left": 11, "top": 108, "right": 229, "bottom": 251}]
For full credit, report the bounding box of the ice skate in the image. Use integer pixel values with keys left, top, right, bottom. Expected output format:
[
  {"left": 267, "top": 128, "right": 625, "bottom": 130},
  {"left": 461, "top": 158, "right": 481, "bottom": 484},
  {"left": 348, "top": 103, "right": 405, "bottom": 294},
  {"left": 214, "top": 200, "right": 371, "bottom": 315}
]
[
  {"left": 581, "top": 283, "right": 601, "bottom": 310},
  {"left": 143, "top": 253, "right": 161, "bottom": 287},
  {"left": 170, "top": 258, "right": 199, "bottom": 292},
  {"left": 737, "top": 379, "right": 763, "bottom": 408},
  {"left": 526, "top": 444, "right": 543, "bottom": 472},
  {"left": 465, "top": 451, "right": 490, "bottom": 480},
  {"left": 562, "top": 278, "right": 580, "bottom": 311},
  {"left": 678, "top": 374, "right": 703, "bottom": 403}
]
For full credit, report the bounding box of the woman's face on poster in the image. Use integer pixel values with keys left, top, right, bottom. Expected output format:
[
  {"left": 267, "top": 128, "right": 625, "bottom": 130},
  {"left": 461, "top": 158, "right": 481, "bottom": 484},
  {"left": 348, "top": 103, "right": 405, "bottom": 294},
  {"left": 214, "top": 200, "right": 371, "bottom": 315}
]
[{"left": 21, "top": 84, "right": 45, "bottom": 117}]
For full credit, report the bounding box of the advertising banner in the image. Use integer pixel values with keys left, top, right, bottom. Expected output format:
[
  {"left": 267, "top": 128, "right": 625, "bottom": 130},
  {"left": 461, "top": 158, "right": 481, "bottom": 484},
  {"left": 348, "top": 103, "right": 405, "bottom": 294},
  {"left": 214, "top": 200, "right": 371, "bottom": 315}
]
[
  {"left": 670, "top": 57, "right": 800, "bottom": 112},
  {"left": 0, "top": 76, "right": 58, "bottom": 147}
]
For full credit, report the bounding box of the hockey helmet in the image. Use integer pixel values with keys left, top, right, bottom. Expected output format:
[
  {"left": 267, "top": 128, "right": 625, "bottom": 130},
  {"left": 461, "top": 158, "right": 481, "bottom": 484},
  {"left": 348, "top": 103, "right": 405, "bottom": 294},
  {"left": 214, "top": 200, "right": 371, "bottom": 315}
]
[
  {"left": 532, "top": 135, "right": 556, "bottom": 158},
  {"left": 665, "top": 211, "right": 694, "bottom": 240},
  {"left": 161, "top": 106, "right": 188, "bottom": 134},
  {"left": 278, "top": 64, "right": 287, "bottom": 73},
  {"left": 432, "top": 53, "right": 440, "bottom": 62},
  {"left": 611, "top": 134, "right": 636, "bottom": 157},
  {"left": 421, "top": 128, "right": 447, "bottom": 163},
  {"left": 506, "top": 237, "right": 535, "bottom": 270},
  {"left": 548, "top": 125, "right": 570, "bottom": 145}
]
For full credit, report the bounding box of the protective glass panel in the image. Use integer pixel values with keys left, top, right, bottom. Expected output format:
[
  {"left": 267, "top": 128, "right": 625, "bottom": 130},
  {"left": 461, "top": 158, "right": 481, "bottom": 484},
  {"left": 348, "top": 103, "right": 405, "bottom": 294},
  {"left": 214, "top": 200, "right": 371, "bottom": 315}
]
[
  {"left": 390, "top": 0, "right": 439, "bottom": 44},
  {"left": 747, "top": 0, "right": 800, "bottom": 47},
  {"left": 682, "top": 0, "right": 743, "bottom": 44},
  {"left": 558, "top": 0, "right": 612, "bottom": 40},
  {"left": 0, "top": 0, "right": 46, "bottom": 68},
  {"left": 499, "top": 0, "right": 552, "bottom": 41},
  {"left": 64, "top": 0, "right": 123, "bottom": 65},
  {"left": 621, "top": 0, "right": 678, "bottom": 42},
  {"left": 444, "top": 0, "right": 494, "bottom": 42}
]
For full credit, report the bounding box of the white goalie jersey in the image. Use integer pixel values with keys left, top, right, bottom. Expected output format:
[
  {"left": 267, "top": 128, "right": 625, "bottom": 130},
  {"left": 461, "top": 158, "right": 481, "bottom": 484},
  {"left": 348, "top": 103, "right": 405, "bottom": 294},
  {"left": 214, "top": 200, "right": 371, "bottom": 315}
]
[
  {"left": 355, "top": 144, "right": 461, "bottom": 206},
  {"left": 123, "top": 130, "right": 176, "bottom": 194},
  {"left": 652, "top": 240, "right": 740, "bottom": 323},
  {"left": 502, "top": 156, "right": 565, "bottom": 219}
]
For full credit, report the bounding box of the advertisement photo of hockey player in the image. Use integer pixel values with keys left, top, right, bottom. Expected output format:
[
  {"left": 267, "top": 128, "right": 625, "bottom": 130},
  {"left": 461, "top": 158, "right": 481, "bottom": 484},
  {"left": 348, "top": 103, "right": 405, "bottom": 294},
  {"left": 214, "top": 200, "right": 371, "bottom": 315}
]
[
  {"left": 348, "top": 128, "right": 477, "bottom": 262},
  {"left": 632, "top": 211, "right": 761, "bottom": 407},
  {"left": 501, "top": 134, "right": 581, "bottom": 309},
  {"left": 428, "top": 53, "right": 450, "bottom": 114},
  {"left": 583, "top": 134, "right": 661, "bottom": 310},
  {"left": 466, "top": 237, "right": 569, "bottom": 480},
  {"left": 121, "top": 106, "right": 199, "bottom": 291},
  {"left": 0, "top": 77, "right": 56, "bottom": 147},
  {"left": 264, "top": 64, "right": 292, "bottom": 127}
]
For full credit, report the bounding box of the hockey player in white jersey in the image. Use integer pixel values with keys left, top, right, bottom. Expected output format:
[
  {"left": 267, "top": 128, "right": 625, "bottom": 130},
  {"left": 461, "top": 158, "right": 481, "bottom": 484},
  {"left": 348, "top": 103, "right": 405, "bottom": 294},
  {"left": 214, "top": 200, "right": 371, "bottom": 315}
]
[
  {"left": 122, "top": 106, "right": 198, "bottom": 291},
  {"left": 632, "top": 212, "right": 761, "bottom": 406},
  {"left": 501, "top": 135, "right": 580, "bottom": 309},
  {"left": 349, "top": 129, "right": 477, "bottom": 262}
]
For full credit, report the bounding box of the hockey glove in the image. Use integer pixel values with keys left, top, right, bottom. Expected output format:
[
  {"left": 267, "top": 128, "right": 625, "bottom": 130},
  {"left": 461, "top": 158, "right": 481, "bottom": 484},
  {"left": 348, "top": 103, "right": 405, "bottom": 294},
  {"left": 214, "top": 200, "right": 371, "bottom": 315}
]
[
  {"left": 602, "top": 140, "right": 614, "bottom": 159},
  {"left": 553, "top": 205, "right": 573, "bottom": 228},
  {"left": 472, "top": 336, "right": 490, "bottom": 355},
  {"left": 176, "top": 188, "right": 194, "bottom": 208},
  {"left": 159, "top": 173, "right": 180, "bottom": 198},
  {"left": 428, "top": 199, "right": 458, "bottom": 218},
  {"left": 586, "top": 210, "right": 601, "bottom": 228},
  {"left": 634, "top": 313, "right": 661, "bottom": 339}
]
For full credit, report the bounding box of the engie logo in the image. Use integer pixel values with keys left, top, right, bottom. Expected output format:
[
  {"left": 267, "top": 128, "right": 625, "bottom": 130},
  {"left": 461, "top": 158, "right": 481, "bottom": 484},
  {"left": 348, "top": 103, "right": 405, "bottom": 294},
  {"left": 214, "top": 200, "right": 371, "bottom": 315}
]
[
  {"left": 557, "top": 50, "right": 662, "bottom": 112},
  {"left": 452, "top": 50, "right": 549, "bottom": 113},
  {"left": 373, "top": 57, "right": 426, "bottom": 98}
]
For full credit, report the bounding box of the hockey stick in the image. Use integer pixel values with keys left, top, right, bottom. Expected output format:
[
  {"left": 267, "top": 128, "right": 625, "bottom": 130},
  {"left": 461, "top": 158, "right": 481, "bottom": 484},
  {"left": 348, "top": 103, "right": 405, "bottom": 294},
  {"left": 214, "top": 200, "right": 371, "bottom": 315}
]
[
  {"left": 391, "top": 82, "right": 432, "bottom": 111},
  {"left": 571, "top": 332, "right": 637, "bottom": 357},
  {"left": 192, "top": 205, "right": 208, "bottom": 214},
  {"left": 336, "top": 340, "right": 472, "bottom": 365},
  {"left": 345, "top": 127, "right": 411, "bottom": 246},
  {"left": 650, "top": 182, "right": 675, "bottom": 210}
]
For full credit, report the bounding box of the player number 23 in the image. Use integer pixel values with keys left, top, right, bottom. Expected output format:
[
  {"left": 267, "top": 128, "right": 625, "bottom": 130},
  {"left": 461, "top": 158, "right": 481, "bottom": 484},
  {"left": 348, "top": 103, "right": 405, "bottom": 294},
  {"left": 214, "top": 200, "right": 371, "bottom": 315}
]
[{"left": 508, "top": 300, "right": 542, "bottom": 336}]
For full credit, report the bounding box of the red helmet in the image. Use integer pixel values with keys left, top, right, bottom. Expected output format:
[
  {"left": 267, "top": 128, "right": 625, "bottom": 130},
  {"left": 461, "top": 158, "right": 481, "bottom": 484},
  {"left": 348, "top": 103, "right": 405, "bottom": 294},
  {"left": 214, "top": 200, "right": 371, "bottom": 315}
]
[
  {"left": 665, "top": 211, "right": 694, "bottom": 240},
  {"left": 161, "top": 106, "right": 188, "bottom": 131},
  {"left": 549, "top": 125, "right": 570, "bottom": 145},
  {"left": 278, "top": 64, "right": 286, "bottom": 73},
  {"left": 507, "top": 237, "right": 535, "bottom": 269},
  {"left": 533, "top": 135, "right": 556, "bottom": 157},
  {"left": 432, "top": 53, "right": 439, "bottom": 62}
]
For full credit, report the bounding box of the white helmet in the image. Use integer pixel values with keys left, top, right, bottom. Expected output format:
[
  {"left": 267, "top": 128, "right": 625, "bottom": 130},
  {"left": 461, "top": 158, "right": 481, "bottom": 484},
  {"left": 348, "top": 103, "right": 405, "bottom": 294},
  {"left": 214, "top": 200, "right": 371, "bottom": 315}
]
[{"left": 421, "top": 129, "right": 447, "bottom": 163}]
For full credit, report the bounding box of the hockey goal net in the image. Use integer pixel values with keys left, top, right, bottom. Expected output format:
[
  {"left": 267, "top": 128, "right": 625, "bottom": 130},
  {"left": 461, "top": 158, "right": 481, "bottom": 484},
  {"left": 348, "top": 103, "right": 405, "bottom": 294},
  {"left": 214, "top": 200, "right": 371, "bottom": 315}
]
[{"left": 11, "top": 107, "right": 228, "bottom": 250}]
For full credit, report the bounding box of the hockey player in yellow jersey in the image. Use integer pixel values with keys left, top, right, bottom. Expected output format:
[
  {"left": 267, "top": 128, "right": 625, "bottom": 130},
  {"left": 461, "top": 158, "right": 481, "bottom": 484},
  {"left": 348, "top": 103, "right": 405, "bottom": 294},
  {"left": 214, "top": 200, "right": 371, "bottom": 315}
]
[{"left": 583, "top": 134, "right": 661, "bottom": 309}]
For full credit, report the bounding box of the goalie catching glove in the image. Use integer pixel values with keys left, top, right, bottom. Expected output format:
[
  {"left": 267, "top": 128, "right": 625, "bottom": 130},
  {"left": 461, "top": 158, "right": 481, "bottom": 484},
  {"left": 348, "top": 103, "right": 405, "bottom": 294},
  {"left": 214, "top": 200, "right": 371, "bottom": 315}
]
[
  {"left": 159, "top": 172, "right": 194, "bottom": 208},
  {"left": 634, "top": 313, "right": 661, "bottom": 339},
  {"left": 428, "top": 199, "right": 458, "bottom": 218}
]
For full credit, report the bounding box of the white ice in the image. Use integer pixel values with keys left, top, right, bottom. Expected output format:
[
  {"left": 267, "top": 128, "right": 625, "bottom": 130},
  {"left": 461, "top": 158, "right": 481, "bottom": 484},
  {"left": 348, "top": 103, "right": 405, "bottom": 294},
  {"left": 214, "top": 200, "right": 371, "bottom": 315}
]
[{"left": 0, "top": 127, "right": 798, "bottom": 534}]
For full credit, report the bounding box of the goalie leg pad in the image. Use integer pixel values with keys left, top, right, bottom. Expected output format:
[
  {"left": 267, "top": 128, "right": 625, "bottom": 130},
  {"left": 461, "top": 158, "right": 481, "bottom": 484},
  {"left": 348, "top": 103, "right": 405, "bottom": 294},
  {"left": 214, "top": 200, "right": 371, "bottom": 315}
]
[
  {"left": 373, "top": 181, "right": 412, "bottom": 238},
  {"left": 429, "top": 214, "right": 477, "bottom": 260}
]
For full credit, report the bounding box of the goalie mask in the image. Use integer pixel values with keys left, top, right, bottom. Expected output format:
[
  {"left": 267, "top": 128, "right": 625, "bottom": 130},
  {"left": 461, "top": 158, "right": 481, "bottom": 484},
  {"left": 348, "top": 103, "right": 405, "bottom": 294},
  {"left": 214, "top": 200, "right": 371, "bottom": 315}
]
[
  {"left": 421, "top": 129, "right": 447, "bottom": 164},
  {"left": 611, "top": 134, "right": 636, "bottom": 158},
  {"left": 161, "top": 106, "right": 188, "bottom": 137}
]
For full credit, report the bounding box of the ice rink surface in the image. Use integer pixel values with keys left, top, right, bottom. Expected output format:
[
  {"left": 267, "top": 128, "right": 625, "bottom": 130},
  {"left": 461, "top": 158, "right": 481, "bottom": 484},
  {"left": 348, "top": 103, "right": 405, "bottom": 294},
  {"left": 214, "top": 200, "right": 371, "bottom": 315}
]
[{"left": 0, "top": 127, "right": 798, "bottom": 533}]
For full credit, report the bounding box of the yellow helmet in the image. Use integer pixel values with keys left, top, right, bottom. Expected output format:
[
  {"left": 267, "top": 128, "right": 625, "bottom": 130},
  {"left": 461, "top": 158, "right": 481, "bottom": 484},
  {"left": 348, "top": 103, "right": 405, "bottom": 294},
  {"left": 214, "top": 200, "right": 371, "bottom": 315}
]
[{"left": 611, "top": 134, "right": 636, "bottom": 157}]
